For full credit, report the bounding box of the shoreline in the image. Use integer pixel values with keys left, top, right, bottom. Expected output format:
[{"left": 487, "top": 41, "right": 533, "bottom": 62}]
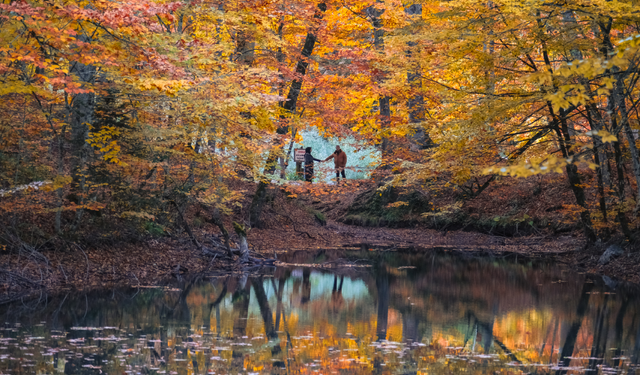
[{"left": 1, "top": 222, "right": 637, "bottom": 305}]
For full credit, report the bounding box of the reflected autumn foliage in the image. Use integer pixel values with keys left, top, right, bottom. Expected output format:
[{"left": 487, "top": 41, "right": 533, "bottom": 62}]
[{"left": 1, "top": 251, "right": 640, "bottom": 374}]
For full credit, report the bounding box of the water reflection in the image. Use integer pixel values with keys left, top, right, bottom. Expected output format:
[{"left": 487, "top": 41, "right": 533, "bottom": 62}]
[{"left": 1, "top": 250, "right": 640, "bottom": 374}]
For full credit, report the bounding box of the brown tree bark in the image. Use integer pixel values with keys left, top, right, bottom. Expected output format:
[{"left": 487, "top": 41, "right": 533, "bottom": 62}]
[
  {"left": 249, "top": 3, "right": 327, "bottom": 228},
  {"left": 367, "top": 5, "right": 391, "bottom": 157},
  {"left": 404, "top": 3, "right": 431, "bottom": 150}
]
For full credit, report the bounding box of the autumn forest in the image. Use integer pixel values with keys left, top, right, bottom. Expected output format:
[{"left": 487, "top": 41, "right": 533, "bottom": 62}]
[{"left": 5, "top": 0, "right": 640, "bottom": 373}]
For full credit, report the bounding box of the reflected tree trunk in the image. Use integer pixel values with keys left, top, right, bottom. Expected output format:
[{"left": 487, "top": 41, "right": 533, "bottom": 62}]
[
  {"left": 252, "top": 276, "right": 284, "bottom": 366},
  {"left": 538, "top": 317, "right": 555, "bottom": 361},
  {"left": 301, "top": 269, "right": 311, "bottom": 305},
  {"left": 549, "top": 318, "right": 560, "bottom": 364},
  {"left": 215, "top": 304, "right": 221, "bottom": 337},
  {"left": 475, "top": 313, "right": 521, "bottom": 362},
  {"left": 556, "top": 281, "right": 593, "bottom": 375},
  {"left": 208, "top": 280, "right": 228, "bottom": 336},
  {"left": 274, "top": 276, "right": 286, "bottom": 332},
  {"left": 231, "top": 280, "right": 251, "bottom": 369},
  {"left": 233, "top": 282, "right": 251, "bottom": 338},
  {"left": 633, "top": 313, "right": 640, "bottom": 365},
  {"left": 376, "top": 270, "right": 389, "bottom": 341},
  {"left": 482, "top": 314, "right": 495, "bottom": 353},
  {"left": 402, "top": 311, "right": 419, "bottom": 343},
  {"left": 472, "top": 324, "right": 477, "bottom": 352},
  {"left": 252, "top": 277, "right": 278, "bottom": 341},
  {"left": 614, "top": 297, "right": 629, "bottom": 368},
  {"left": 169, "top": 280, "right": 195, "bottom": 323},
  {"left": 331, "top": 275, "right": 345, "bottom": 314},
  {"left": 588, "top": 295, "right": 610, "bottom": 371}
]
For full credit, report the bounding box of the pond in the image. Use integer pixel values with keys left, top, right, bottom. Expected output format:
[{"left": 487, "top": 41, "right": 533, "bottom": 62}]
[{"left": 1, "top": 249, "right": 639, "bottom": 374}]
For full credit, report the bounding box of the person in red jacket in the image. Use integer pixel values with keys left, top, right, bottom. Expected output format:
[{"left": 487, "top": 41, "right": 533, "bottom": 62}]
[{"left": 324, "top": 145, "right": 347, "bottom": 182}]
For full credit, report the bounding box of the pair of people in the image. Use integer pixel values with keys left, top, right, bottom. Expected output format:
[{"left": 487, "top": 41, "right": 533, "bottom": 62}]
[{"left": 303, "top": 146, "right": 347, "bottom": 183}]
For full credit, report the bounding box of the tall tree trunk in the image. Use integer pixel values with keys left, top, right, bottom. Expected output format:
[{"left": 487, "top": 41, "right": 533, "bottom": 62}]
[
  {"left": 547, "top": 104, "right": 597, "bottom": 242},
  {"left": 591, "top": 134, "right": 609, "bottom": 224},
  {"left": 404, "top": 3, "right": 431, "bottom": 150},
  {"left": 570, "top": 13, "right": 613, "bottom": 205},
  {"left": 615, "top": 75, "right": 640, "bottom": 214},
  {"left": 537, "top": 15, "right": 596, "bottom": 241},
  {"left": 249, "top": 3, "right": 327, "bottom": 228},
  {"left": 597, "top": 18, "right": 637, "bottom": 233},
  {"left": 588, "top": 108, "right": 613, "bottom": 188},
  {"left": 210, "top": 207, "right": 233, "bottom": 257},
  {"left": 603, "top": 77, "right": 632, "bottom": 238},
  {"left": 612, "top": 140, "right": 632, "bottom": 239},
  {"left": 585, "top": 106, "right": 612, "bottom": 228},
  {"left": 235, "top": 28, "right": 255, "bottom": 66},
  {"left": 279, "top": 4, "right": 327, "bottom": 121},
  {"left": 367, "top": 5, "right": 391, "bottom": 156},
  {"left": 233, "top": 222, "right": 249, "bottom": 263},
  {"left": 68, "top": 55, "right": 96, "bottom": 232},
  {"left": 54, "top": 121, "right": 67, "bottom": 235}
]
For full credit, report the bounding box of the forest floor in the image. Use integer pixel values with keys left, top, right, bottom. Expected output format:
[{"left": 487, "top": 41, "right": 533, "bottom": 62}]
[{"left": 2, "top": 175, "right": 640, "bottom": 303}]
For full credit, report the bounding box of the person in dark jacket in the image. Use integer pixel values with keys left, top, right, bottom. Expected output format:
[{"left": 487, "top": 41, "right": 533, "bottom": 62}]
[
  {"left": 304, "top": 147, "right": 322, "bottom": 182},
  {"left": 324, "top": 145, "right": 347, "bottom": 182}
]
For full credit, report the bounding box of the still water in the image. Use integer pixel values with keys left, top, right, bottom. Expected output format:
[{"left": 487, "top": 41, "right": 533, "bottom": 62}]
[{"left": 1, "top": 250, "right": 639, "bottom": 374}]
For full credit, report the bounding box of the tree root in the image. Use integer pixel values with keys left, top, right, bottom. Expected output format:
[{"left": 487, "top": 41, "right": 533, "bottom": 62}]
[{"left": 0, "top": 268, "right": 44, "bottom": 288}]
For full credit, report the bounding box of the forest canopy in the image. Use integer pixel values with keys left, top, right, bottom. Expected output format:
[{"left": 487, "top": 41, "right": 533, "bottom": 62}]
[{"left": 2, "top": 0, "right": 640, "bottom": 245}]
